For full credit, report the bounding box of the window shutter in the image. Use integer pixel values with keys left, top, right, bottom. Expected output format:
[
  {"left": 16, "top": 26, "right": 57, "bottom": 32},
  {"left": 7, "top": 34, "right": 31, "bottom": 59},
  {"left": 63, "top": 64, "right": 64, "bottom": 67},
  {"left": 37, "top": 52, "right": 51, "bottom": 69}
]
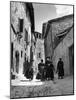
[{"left": 19, "top": 19, "right": 24, "bottom": 33}]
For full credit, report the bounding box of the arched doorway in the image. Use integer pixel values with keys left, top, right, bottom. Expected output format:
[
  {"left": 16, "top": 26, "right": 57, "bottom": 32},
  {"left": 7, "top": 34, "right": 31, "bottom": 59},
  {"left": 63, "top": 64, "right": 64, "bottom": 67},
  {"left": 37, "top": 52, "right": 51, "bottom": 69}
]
[{"left": 15, "top": 50, "right": 19, "bottom": 73}]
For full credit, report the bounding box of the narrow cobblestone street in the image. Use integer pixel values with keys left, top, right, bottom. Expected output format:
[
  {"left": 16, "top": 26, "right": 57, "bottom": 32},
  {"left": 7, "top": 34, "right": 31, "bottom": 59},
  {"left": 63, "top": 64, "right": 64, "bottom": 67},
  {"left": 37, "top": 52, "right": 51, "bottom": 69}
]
[
  {"left": 10, "top": 2, "right": 74, "bottom": 99},
  {"left": 11, "top": 75, "right": 73, "bottom": 98}
]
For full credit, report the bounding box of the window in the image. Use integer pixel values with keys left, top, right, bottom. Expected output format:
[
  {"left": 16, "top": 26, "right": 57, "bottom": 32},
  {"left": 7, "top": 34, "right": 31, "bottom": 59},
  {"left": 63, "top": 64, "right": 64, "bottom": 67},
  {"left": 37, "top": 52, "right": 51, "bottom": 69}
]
[
  {"left": 24, "top": 29, "right": 28, "bottom": 43},
  {"left": 37, "top": 52, "right": 41, "bottom": 58},
  {"left": 39, "top": 52, "right": 41, "bottom": 58},
  {"left": 19, "top": 18, "right": 24, "bottom": 33},
  {"left": 37, "top": 33, "right": 38, "bottom": 38},
  {"left": 39, "top": 34, "right": 41, "bottom": 39},
  {"left": 21, "top": 51, "right": 23, "bottom": 58},
  {"left": 11, "top": 42, "right": 13, "bottom": 68}
]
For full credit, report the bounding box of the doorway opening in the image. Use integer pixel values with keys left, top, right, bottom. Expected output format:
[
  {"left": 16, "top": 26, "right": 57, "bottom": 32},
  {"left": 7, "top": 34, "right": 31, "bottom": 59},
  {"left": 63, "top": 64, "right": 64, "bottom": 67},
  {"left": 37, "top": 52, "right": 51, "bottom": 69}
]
[
  {"left": 15, "top": 50, "right": 19, "bottom": 73},
  {"left": 69, "top": 44, "right": 74, "bottom": 75}
]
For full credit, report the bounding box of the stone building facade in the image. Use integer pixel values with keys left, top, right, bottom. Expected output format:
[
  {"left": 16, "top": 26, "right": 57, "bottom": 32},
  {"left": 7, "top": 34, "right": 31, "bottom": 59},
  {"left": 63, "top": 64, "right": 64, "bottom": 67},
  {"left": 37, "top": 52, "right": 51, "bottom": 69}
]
[
  {"left": 34, "top": 32, "right": 45, "bottom": 73},
  {"left": 10, "top": 2, "right": 35, "bottom": 79},
  {"left": 42, "top": 14, "right": 74, "bottom": 76}
]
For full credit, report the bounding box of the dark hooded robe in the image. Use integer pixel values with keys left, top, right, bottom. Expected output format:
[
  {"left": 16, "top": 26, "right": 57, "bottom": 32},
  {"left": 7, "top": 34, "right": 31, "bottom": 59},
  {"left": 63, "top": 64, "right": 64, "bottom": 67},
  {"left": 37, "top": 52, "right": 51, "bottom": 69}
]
[
  {"left": 36, "top": 62, "right": 45, "bottom": 80},
  {"left": 45, "top": 61, "right": 54, "bottom": 80},
  {"left": 57, "top": 60, "right": 64, "bottom": 77}
]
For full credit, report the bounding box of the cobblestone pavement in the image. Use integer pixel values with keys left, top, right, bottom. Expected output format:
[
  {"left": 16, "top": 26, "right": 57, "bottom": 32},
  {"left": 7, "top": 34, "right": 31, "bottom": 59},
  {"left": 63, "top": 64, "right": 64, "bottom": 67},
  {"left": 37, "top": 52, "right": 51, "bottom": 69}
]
[{"left": 11, "top": 75, "right": 74, "bottom": 98}]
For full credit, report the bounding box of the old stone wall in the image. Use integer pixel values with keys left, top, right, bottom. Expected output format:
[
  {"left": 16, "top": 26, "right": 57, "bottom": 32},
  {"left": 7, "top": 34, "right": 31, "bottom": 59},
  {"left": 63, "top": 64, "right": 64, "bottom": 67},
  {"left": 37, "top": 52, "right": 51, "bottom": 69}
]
[
  {"left": 53, "top": 27, "right": 73, "bottom": 75},
  {"left": 35, "top": 39, "right": 45, "bottom": 72},
  {"left": 43, "top": 15, "right": 74, "bottom": 76},
  {"left": 51, "top": 15, "right": 73, "bottom": 42},
  {"left": 44, "top": 28, "right": 53, "bottom": 60},
  {"left": 11, "top": 2, "right": 32, "bottom": 77}
]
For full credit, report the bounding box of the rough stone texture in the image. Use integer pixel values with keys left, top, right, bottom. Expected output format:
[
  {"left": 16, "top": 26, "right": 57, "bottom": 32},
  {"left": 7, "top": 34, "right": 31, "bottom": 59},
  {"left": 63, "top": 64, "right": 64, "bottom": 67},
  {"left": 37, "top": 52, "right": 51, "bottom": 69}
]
[
  {"left": 51, "top": 15, "right": 73, "bottom": 41},
  {"left": 43, "top": 14, "right": 74, "bottom": 75},
  {"left": 11, "top": 2, "right": 33, "bottom": 76},
  {"left": 53, "top": 27, "right": 73, "bottom": 75},
  {"left": 35, "top": 38, "right": 45, "bottom": 72},
  {"left": 10, "top": 76, "right": 74, "bottom": 98},
  {"left": 44, "top": 25, "right": 53, "bottom": 60}
]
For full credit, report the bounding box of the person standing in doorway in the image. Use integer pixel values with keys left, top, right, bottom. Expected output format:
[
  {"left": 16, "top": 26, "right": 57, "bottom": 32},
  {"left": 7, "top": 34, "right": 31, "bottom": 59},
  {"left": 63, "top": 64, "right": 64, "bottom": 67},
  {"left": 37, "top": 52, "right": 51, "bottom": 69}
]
[{"left": 57, "top": 58, "right": 64, "bottom": 79}]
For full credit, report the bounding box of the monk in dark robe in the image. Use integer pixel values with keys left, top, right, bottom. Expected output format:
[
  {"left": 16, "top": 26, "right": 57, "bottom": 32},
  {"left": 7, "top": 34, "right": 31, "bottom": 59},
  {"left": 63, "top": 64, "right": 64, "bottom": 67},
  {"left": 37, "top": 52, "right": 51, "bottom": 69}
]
[
  {"left": 36, "top": 59, "right": 45, "bottom": 81},
  {"left": 57, "top": 58, "right": 64, "bottom": 79},
  {"left": 45, "top": 57, "right": 54, "bottom": 81}
]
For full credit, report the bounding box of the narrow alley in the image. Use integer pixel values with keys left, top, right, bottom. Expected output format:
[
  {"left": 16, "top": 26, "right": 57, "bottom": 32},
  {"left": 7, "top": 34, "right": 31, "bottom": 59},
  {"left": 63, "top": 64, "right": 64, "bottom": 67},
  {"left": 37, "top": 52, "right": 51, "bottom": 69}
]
[{"left": 10, "top": 1, "right": 74, "bottom": 99}]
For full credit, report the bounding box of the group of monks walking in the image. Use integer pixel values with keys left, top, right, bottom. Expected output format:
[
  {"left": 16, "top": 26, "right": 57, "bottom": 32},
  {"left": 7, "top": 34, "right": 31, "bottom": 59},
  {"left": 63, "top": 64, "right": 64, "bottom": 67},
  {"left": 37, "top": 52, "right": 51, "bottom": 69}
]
[
  {"left": 36, "top": 57, "right": 64, "bottom": 81},
  {"left": 23, "top": 55, "right": 64, "bottom": 81},
  {"left": 11, "top": 54, "right": 64, "bottom": 81}
]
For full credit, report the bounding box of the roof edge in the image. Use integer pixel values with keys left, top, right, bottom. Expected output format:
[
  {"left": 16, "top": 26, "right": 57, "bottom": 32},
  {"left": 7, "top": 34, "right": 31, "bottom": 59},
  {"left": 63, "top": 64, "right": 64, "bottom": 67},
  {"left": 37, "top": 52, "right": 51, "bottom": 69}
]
[{"left": 48, "top": 14, "right": 74, "bottom": 23}]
